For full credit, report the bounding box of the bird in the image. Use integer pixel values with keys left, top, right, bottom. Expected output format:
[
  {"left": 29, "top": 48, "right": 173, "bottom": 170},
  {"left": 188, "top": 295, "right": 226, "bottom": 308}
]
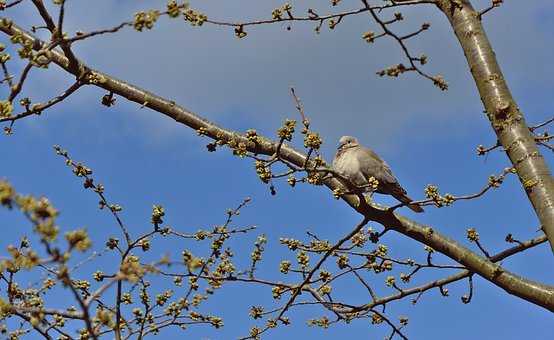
[{"left": 332, "top": 136, "right": 423, "bottom": 213}]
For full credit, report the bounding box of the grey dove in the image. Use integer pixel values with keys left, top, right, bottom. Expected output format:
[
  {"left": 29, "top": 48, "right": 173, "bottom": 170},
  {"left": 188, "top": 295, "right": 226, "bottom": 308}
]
[{"left": 332, "top": 136, "right": 423, "bottom": 213}]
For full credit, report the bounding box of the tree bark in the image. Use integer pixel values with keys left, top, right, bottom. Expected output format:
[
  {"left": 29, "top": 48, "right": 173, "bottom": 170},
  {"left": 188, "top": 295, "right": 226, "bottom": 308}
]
[{"left": 436, "top": 0, "right": 554, "bottom": 253}]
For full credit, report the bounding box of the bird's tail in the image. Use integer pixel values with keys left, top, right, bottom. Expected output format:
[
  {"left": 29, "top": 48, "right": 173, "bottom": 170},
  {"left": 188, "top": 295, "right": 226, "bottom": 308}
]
[{"left": 393, "top": 190, "right": 424, "bottom": 213}]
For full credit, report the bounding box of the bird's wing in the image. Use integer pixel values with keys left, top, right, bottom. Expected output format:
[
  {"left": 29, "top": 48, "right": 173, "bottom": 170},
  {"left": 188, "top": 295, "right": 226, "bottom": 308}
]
[{"left": 357, "top": 147, "right": 399, "bottom": 185}]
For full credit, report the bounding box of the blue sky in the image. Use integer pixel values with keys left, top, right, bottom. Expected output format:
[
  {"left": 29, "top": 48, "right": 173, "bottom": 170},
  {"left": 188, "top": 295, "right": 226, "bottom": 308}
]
[{"left": 1, "top": 1, "right": 553, "bottom": 339}]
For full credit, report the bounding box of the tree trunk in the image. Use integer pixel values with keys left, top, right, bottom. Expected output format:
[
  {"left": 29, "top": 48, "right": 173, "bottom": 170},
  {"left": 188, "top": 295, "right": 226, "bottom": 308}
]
[{"left": 436, "top": 0, "right": 554, "bottom": 253}]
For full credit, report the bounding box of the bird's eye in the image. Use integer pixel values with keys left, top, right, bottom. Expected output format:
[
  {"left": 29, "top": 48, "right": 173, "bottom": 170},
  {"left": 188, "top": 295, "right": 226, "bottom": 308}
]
[{"left": 347, "top": 141, "right": 351, "bottom": 144}]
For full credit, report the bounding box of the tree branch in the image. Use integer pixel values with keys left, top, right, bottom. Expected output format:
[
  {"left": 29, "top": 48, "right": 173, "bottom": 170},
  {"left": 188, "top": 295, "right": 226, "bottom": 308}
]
[{"left": 1, "top": 17, "right": 552, "bottom": 312}]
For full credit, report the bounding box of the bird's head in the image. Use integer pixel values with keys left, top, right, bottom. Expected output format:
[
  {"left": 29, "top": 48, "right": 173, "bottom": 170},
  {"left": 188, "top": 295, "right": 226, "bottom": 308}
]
[{"left": 337, "top": 136, "right": 359, "bottom": 150}]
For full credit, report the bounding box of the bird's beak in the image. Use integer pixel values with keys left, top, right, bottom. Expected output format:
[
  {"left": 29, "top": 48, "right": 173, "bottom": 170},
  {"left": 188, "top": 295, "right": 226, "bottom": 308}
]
[{"left": 337, "top": 144, "right": 343, "bottom": 150}]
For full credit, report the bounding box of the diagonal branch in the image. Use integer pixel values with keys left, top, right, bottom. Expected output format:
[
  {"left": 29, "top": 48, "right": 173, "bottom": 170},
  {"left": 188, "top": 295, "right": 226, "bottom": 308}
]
[
  {"left": 347, "top": 233, "right": 547, "bottom": 313},
  {"left": 0, "top": 80, "right": 83, "bottom": 123}
]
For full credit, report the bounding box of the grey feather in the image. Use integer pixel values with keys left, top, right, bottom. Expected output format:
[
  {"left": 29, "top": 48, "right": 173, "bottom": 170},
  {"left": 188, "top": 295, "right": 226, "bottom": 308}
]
[{"left": 332, "top": 136, "right": 423, "bottom": 213}]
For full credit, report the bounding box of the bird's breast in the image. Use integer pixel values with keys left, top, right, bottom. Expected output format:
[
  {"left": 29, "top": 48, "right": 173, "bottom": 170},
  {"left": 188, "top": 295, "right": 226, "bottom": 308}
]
[{"left": 333, "top": 152, "right": 360, "bottom": 176}]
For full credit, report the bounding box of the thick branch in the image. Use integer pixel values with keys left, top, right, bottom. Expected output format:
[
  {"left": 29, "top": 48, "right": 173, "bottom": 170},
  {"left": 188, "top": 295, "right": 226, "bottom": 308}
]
[{"left": 435, "top": 0, "right": 554, "bottom": 252}]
